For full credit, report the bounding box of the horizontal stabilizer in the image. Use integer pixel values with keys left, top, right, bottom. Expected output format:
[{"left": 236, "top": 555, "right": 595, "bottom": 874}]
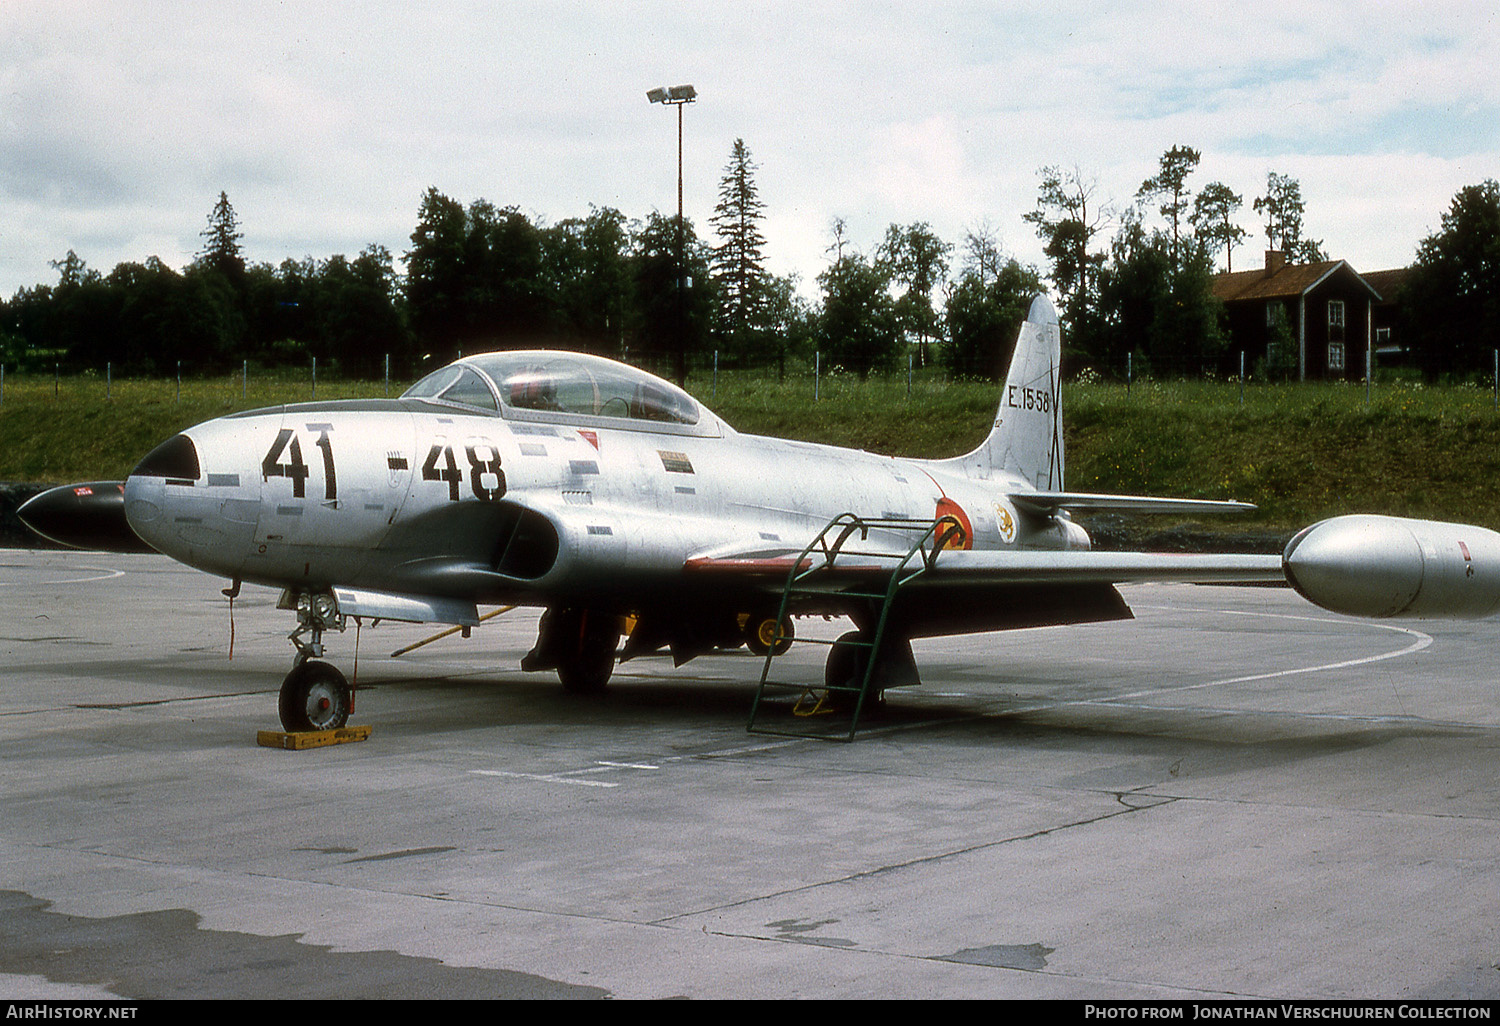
[{"left": 1010, "top": 491, "right": 1256, "bottom": 516}]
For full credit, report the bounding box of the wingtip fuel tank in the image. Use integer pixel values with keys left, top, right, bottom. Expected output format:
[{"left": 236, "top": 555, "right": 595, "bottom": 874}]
[
  {"left": 17, "top": 481, "right": 156, "bottom": 554},
  {"left": 1282, "top": 514, "right": 1500, "bottom": 620}
]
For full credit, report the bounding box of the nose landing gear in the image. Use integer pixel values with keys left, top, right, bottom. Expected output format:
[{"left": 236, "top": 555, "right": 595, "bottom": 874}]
[{"left": 277, "top": 590, "right": 353, "bottom": 732}]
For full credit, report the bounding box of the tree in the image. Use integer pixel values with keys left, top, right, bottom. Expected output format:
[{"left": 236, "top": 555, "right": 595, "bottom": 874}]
[
  {"left": 108, "top": 256, "right": 186, "bottom": 373},
  {"left": 1136, "top": 145, "right": 1200, "bottom": 268},
  {"left": 463, "top": 198, "right": 546, "bottom": 343},
  {"left": 944, "top": 258, "right": 1043, "bottom": 380},
  {"left": 709, "top": 139, "right": 770, "bottom": 360},
  {"left": 815, "top": 253, "right": 898, "bottom": 379},
  {"left": 197, "top": 192, "right": 246, "bottom": 282},
  {"left": 405, "top": 187, "right": 469, "bottom": 358},
  {"left": 1190, "top": 181, "right": 1248, "bottom": 271},
  {"left": 877, "top": 222, "right": 952, "bottom": 367},
  {"left": 1253, "top": 171, "right": 1326, "bottom": 263},
  {"left": 629, "top": 211, "right": 714, "bottom": 382},
  {"left": 827, "top": 217, "right": 850, "bottom": 263},
  {"left": 404, "top": 189, "right": 547, "bottom": 358},
  {"left": 308, "top": 245, "right": 411, "bottom": 376},
  {"left": 542, "top": 206, "right": 629, "bottom": 348},
  {"left": 1097, "top": 210, "right": 1224, "bottom": 377},
  {"left": 960, "top": 220, "right": 1005, "bottom": 286},
  {"left": 758, "top": 272, "right": 817, "bottom": 365},
  {"left": 1402, "top": 179, "right": 1500, "bottom": 380},
  {"left": 1023, "top": 165, "right": 1109, "bottom": 358},
  {"left": 44, "top": 251, "right": 112, "bottom": 369}
]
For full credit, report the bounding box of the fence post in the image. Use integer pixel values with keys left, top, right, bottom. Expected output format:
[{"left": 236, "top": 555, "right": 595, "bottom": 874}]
[
  {"left": 712, "top": 350, "right": 718, "bottom": 400},
  {"left": 1239, "top": 351, "right": 1245, "bottom": 406},
  {"left": 243, "top": 359, "right": 248, "bottom": 401},
  {"left": 385, "top": 353, "right": 390, "bottom": 397},
  {"left": 312, "top": 357, "right": 317, "bottom": 399},
  {"left": 1126, "top": 353, "right": 1132, "bottom": 396},
  {"left": 815, "top": 352, "right": 820, "bottom": 401}
]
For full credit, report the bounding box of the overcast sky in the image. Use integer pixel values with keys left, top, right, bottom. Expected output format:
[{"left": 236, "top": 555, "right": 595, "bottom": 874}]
[{"left": 3, "top": 1, "right": 1497, "bottom": 305}]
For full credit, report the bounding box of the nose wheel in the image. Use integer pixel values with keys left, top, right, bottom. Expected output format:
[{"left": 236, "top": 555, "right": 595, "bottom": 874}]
[{"left": 279, "top": 660, "right": 352, "bottom": 732}]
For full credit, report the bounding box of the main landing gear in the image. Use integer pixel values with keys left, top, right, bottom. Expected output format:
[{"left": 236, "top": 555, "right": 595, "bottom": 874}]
[
  {"left": 743, "top": 613, "right": 794, "bottom": 657},
  {"left": 522, "top": 607, "right": 622, "bottom": 695},
  {"left": 278, "top": 591, "right": 353, "bottom": 732}
]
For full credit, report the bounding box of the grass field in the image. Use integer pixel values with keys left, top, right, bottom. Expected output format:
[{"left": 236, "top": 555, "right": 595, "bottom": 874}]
[{"left": 4, "top": 366, "right": 1499, "bottom": 533}]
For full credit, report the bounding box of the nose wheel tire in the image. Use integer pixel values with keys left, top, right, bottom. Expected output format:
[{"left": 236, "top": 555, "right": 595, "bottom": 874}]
[{"left": 279, "top": 660, "right": 352, "bottom": 732}]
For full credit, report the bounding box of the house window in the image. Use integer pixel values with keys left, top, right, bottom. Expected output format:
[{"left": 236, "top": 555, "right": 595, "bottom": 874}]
[
  {"left": 1328, "top": 300, "right": 1345, "bottom": 342},
  {"left": 1375, "top": 327, "right": 1391, "bottom": 344},
  {"left": 1328, "top": 342, "right": 1346, "bottom": 372}
]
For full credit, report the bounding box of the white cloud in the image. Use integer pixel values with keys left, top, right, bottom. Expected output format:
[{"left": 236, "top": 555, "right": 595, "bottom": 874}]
[{"left": 1, "top": 1, "right": 1496, "bottom": 301}]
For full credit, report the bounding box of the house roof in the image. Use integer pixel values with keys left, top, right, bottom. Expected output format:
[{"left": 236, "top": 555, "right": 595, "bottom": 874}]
[
  {"left": 1211, "top": 258, "right": 1381, "bottom": 304},
  {"left": 1361, "top": 267, "right": 1413, "bottom": 303}
]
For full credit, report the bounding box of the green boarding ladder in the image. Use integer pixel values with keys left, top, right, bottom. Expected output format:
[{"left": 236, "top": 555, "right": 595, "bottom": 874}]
[{"left": 746, "top": 512, "right": 964, "bottom": 741}]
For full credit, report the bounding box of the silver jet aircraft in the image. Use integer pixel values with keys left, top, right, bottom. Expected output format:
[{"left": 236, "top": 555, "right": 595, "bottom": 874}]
[{"left": 21, "top": 296, "right": 1286, "bottom": 732}]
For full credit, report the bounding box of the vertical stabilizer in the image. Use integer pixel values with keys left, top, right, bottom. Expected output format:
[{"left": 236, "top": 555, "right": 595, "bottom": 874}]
[{"left": 938, "top": 295, "right": 1063, "bottom": 488}]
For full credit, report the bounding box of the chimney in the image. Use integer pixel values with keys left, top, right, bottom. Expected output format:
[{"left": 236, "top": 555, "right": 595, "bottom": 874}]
[{"left": 1265, "top": 250, "right": 1286, "bottom": 276}]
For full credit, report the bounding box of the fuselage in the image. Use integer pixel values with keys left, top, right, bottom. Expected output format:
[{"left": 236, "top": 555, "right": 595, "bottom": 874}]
[{"left": 122, "top": 350, "right": 1082, "bottom": 615}]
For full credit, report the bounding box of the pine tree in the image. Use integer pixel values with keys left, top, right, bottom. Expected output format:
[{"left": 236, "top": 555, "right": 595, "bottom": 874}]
[
  {"left": 1136, "top": 145, "right": 1200, "bottom": 270},
  {"left": 198, "top": 191, "right": 245, "bottom": 280},
  {"left": 709, "top": 139, "right": 769, "bottom": 357},
  {"left": 1253, "top": 172, "right": 1325, "bottom": 262},
  {"left": 1190, "top": 182, "right": 1247, "bottom": 271}
]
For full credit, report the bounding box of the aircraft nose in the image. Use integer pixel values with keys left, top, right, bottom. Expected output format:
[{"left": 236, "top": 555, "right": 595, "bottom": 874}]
[{"left": 120, "top": 433, "right": 203, "bottom": 554}]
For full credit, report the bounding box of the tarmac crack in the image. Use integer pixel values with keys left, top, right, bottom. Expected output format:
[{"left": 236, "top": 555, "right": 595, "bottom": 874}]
[{"left": 653, "top": 793, "right": 1180, "bottom": 927}]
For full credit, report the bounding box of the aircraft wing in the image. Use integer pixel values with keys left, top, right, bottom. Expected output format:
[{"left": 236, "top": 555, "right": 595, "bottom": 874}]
[
  {"left": 686, "top": 547, "right": 1284, "bottom": 587},
  {"left": 686, "top": 546, "right": 1285, "bottom": 638},
  {"left": 1009, "top": 491, "right": 1256, "bottom": 515},
  {"left": 926, "top": 548, "right": 1281, "bottom": 583}
]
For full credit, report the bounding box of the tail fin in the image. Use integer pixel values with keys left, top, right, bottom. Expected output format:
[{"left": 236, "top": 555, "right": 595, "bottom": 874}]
[{"left": 940, "top": 294, "right": 1063, "bottom": 488}]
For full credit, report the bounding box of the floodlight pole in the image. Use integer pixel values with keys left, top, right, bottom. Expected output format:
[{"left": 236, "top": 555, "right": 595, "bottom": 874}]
[{"left": 648, "top": 85, "right": 697, "bottom": 385}]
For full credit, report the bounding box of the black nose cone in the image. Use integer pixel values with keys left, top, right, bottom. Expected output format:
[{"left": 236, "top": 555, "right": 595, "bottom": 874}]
[{"left": 16, "top": 482, "right": 156, "bottom": 553}]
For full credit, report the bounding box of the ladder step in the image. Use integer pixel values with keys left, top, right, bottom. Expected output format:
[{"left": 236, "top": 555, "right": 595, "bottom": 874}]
[{"left": 750, "top": 510, "right": 946, "bottom": 741}]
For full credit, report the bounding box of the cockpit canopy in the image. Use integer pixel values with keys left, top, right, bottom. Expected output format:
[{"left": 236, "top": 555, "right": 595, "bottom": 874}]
[{"left": 402, "top": 350, "right": 720, "bottom": 435}]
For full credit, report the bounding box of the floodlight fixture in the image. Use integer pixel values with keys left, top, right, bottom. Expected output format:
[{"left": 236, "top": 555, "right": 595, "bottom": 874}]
[{"left": 646, "top": 84, "right": 696, "bottom": 105}]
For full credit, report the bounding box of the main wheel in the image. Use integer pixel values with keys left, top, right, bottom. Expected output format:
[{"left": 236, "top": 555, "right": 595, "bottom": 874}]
[
  {"left": 279, "top": 660, "right": 351, "bottom": 732},
  {"left": 745, "top": 614, "right": 794, "bottom": 657},
  {"left": 823, "top": 631, "right": 881, "bottom": 713},
  {"left": 557, "top": 611, "right": 620, "bottom": 695}
]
